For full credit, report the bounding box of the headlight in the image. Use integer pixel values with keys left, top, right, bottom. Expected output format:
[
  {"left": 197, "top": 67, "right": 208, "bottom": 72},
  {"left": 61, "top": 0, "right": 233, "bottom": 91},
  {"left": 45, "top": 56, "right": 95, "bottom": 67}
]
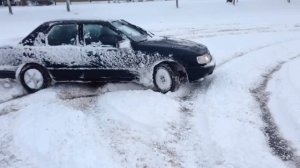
[{"left": 196, "top": 53, "right": 211, "bottom": 64}]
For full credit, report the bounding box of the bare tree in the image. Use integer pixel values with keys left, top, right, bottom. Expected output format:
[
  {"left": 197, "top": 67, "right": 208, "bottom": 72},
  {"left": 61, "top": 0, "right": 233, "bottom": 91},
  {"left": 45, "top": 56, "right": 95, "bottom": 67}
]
[
  {"left": 176, "top": 0, "right": 178, "bottom": 8},
  {"left": 7, "top": 0, "right": 13, "bottom": 15},
  {"left": 226, "top": 0, "right": 237, "bottom": 5},
  {"left": 66, "top": 0, "right": 70, "bottom": 12}
]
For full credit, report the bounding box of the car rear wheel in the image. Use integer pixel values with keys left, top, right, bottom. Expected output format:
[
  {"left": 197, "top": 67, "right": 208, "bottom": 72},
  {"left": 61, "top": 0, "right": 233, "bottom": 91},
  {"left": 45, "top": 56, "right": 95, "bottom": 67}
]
[
  {"left": 19, "top": 64, "right": 51, "bottom": 93},
  {"left": 153, "top": 63, "right": 180, "bottom": 93}
]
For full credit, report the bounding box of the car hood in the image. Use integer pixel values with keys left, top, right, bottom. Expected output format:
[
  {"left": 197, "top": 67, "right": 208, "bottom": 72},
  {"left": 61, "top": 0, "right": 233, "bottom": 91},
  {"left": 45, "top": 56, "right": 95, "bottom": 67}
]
[{"left": 135, "top": 36, "right": 208, "bottom": 56}]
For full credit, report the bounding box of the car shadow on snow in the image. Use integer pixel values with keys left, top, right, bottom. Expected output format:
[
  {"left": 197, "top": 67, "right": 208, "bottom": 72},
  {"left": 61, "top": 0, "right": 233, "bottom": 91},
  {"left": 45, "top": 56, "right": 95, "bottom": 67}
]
[
  {"left": 52, "top": 82, "right": 148, "bottom": 111},
  {"left": 54, "top": 82, "right": 147, "bottom": 100},
  {"left": 0, "top": 76, "right": 215, "bottom": 109}
]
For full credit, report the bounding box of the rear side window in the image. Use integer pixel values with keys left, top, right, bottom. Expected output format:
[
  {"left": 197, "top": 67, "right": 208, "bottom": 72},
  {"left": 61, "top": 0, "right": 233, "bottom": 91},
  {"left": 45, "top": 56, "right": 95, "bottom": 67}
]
[{"left": 47, "top": 24, "right": 78, "bottom": 46}]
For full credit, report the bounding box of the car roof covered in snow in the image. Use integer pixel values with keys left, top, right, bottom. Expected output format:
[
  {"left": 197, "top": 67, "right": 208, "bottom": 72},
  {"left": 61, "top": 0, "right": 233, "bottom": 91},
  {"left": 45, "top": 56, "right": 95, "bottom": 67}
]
[
  {"left": 20, "top": 19, "right": 121, "bottom": 45},
  {"left": 42, "top": 19, "right": 112, "bottom": 25}
]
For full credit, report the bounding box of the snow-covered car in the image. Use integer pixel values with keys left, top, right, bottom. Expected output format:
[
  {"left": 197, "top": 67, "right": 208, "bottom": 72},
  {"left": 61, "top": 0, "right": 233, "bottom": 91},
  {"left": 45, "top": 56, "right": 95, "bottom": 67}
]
[{"left": 0, "top": 19, "right": 215, "bottom": 93}]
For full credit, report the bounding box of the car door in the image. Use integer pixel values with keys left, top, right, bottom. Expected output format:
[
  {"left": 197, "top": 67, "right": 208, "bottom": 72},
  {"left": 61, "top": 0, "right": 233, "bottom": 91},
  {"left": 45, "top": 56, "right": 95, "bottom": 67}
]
[
  {"left": 81, "top": 23, "right": 137, "bottom": 81},
  {"left": 37, "top": 23, "right": 84, "bottom": 81}
]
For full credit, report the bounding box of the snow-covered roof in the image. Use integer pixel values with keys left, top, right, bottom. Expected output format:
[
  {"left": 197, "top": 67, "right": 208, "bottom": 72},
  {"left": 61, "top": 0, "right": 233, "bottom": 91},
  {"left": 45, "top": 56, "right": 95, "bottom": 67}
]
[{"left": 41, "top": 19, "right": 114, "bottom": 25}]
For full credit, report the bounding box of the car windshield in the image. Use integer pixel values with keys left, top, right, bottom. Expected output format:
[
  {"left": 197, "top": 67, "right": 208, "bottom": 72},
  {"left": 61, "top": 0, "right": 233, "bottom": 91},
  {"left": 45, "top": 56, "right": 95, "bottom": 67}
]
[{"left": 111, "top": 20, "right": 151, "bottom": 42}]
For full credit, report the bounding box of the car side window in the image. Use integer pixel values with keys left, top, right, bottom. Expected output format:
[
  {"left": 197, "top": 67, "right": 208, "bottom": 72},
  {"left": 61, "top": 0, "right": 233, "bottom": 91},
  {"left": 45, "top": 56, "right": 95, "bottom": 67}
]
[
  {"left": 83, "top": 24, "right": 120, "bottom": 46},
  {"left": 47, "top": 24, "right": 78, "bottom": 46},
  {"left": 83, "top": 24, "right": 103, "bottom": 46}
]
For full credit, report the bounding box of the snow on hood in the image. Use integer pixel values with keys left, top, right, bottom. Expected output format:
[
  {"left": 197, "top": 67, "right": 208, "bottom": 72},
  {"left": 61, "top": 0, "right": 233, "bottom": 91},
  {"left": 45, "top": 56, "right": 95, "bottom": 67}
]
[{"left": 141, "top": 36, "right": 208, "bottom": 55}]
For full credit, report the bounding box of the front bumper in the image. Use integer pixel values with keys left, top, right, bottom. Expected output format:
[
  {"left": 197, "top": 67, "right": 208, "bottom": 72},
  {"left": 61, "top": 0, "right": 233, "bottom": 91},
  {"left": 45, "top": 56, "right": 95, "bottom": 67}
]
[{"left": 185, "top": 59, "right": 216, "bottom": 81}]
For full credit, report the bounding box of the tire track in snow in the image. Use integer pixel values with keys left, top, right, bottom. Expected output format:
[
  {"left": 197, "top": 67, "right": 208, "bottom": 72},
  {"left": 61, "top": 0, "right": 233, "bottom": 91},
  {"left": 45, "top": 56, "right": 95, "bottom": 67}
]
[
  {"left": 0, "top": 104, "right": 20, "bottom": 117},
  {"left": 55, "top": 27, "right": 299, "bottom": 165},
  {"left": 172, "top": 35, "right": 300, "bottom": 166},
  {"left": 150, "top": 38, "right": 300, "bottom": 167},
  {"left": 156, "top": 25, "right": 300, "bottom": 71},
  {"left": 0, "top": 94, "right": 25, "bottom": 106},
  {"left": 0, "top": 88, "right": 26, "bottom": 107},
  {"left": 218, "top": 38, "right": 300, "bottom": 68},
  {"left": 158, "top": 78, "right": 215, "bottom": 167},
  {"left": 162, "top": 38, "right": 296, "bottom": 165},
  {"left": 154, "top": 25, "right": 300, "bottom": 40},
  {"left": 251, "top": 55, "right": 300, "bottom": 166}
]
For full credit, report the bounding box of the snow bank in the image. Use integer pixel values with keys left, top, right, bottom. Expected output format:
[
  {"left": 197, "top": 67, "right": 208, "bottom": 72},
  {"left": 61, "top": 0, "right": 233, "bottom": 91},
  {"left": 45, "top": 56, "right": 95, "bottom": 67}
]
[
  {"left": 0, "top": 90, "right": 121, "bottom": 168},
  {"left": 0, "top": 87, "right": 181, "bottom": 168}
]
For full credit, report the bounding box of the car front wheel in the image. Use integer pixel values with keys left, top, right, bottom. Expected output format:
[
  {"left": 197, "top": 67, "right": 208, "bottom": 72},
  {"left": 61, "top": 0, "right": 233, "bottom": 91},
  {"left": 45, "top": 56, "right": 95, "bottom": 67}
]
[
  {"left": 19, "top": 64, "right": 51, "bottom": 93},
  {"left": 153, "top": 63, "right": 180, "bottom": 93}
]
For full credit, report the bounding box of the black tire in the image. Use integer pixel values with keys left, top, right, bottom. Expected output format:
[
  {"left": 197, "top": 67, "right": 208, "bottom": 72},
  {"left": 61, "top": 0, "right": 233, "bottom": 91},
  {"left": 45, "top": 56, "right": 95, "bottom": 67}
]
[
  {"left": 153, "top": 63, "right": 180, "bottom": 93},
  {"left": 19, "top": 64, "right": 51, "bottom": 93}
]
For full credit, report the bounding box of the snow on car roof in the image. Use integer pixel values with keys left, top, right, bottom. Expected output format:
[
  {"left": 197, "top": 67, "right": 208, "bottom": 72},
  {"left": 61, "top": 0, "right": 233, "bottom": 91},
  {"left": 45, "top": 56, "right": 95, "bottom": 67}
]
[{"left": 42, "top": 19, "right": 118, "bottom": 25}]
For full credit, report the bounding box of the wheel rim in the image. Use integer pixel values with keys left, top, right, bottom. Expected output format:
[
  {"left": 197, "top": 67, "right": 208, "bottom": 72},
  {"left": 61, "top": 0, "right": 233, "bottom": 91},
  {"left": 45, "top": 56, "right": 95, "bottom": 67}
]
[
  {"left": 23, "top": 69, "right": 44, "bottom": 90},
  {"left": 155, "top": 67, "right": 172, "bottom": 91}
]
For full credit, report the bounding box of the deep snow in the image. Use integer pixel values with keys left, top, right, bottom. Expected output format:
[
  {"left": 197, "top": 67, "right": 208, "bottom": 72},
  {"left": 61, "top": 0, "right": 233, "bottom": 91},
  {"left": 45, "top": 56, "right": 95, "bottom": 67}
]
[{"left": 1, "top": 0, "right": 300, "bottom": 167}]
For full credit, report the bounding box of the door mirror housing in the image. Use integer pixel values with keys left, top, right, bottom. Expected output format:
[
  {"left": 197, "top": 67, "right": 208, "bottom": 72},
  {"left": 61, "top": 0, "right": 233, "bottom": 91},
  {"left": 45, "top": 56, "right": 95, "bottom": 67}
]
[{"left": 116, "top": 34, "right": 124, "bottom": 41}]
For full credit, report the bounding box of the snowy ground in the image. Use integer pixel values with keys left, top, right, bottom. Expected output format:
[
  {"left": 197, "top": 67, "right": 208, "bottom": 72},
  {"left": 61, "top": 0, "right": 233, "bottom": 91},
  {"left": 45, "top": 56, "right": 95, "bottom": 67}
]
[
  {"left": 1, "top": 0, "right": 300, "bottom": 167},
  {"left": 267, "top": 58, "right": 300, "bottom": 159}
]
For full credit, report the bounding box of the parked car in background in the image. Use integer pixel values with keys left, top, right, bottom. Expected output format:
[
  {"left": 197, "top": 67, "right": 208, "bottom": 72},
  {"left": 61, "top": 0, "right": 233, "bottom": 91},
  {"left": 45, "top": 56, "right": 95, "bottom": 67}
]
[
  {"left": 0, "top": 19, "right": 215, "bottom": 93},
  {"left": 28, "top": 0, "right": 53, "bottom": 6},
  {"left": 2, "top": 0, "right": 18, "bottom": 6}
]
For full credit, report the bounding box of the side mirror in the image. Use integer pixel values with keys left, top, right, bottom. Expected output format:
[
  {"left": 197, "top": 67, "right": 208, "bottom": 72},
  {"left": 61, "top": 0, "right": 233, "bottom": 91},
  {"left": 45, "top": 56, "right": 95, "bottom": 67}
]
[{"left": 116, "top": 34, "right": 124, "bottom": 41}]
